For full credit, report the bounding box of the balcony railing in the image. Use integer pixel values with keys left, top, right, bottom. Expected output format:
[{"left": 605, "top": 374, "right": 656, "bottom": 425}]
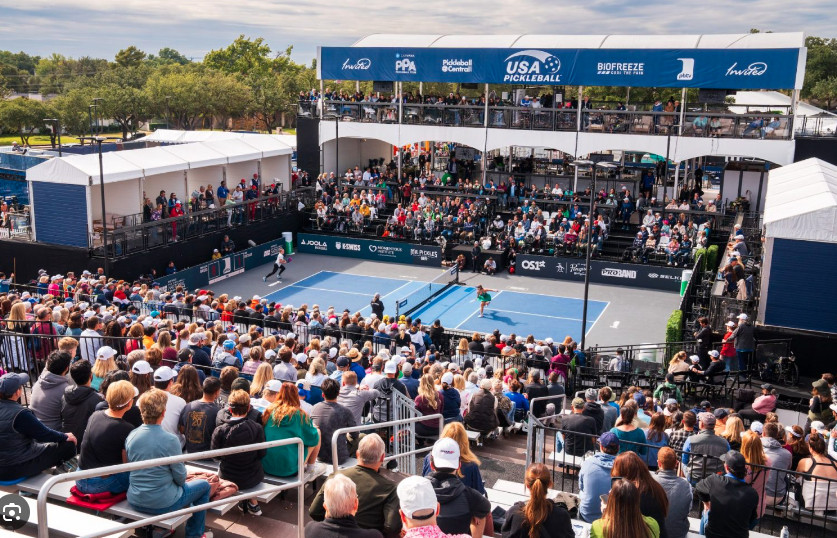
[{"left": 300, "top": 100, "right": 795, "bottom": 140}]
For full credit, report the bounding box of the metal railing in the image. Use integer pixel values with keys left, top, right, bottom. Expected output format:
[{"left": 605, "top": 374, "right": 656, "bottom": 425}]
[
  {"left": 330, "top": 412, "right": 444, "bottom": 474},
  {"left": 89, "top": 188, "right": 316, "bottom": 257},
  {"left": 525, "top": 421, "right": 837, "bottom": 537},
  {"left": 37, "top": 437, "right": 306, "bottom": 538},
  {"left": 308, "top": 100, "right": 795, "bottom": 140}
]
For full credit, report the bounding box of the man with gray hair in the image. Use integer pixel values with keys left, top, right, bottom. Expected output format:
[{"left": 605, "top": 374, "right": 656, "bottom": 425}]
[
  {"left": 304, "top": 474, "right": 383, "bottom": 537},
  {"left": 310, "top": 433, "right": 401, "bottom": 535}
]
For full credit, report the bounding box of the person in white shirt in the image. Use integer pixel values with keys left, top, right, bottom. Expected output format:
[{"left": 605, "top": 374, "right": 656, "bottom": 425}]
[
  {"left": 263, "top": 247, "right": 288, "bottom": 282},
  {"left": 153, "top": 366, "right": 187, "bottom": 447},
  {"left": 79, "top": 315, "right": 105, "bottom": 362}
]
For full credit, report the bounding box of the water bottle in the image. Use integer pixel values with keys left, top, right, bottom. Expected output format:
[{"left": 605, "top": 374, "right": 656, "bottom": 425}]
[{"left": 780, "top": 525, "right": 790, "bottom": 538}]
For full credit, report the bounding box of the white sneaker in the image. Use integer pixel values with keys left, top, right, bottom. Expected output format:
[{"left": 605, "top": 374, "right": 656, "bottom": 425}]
[
  {"left": 304, "top": 462, "right": 326, "bottom": 478},
  {"left": 262, "top": 276, "right": 267, "bottom": 282}
]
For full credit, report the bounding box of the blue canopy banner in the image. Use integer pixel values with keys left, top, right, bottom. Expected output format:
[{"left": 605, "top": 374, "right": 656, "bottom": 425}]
[{"left": 319, "top": 47, "right": 803, "bottom": 89}]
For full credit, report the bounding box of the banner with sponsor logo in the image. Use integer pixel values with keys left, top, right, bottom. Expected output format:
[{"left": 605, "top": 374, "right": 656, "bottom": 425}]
[
  {"left": 297, "top": 233, "right": 442, "bottom": 267},
  {"left": 318, "top": 46, "right": 803, "bottom": 89},
  {"left": 515, "top": 254, "right": 684, "bottom": 292},
  {"left": 155, "top": 238, "right": 285, "bottom": 291}
]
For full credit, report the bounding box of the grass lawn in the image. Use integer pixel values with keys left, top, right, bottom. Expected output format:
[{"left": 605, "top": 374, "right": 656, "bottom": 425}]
[{"left": 0, "top": 134, "right": 83, "bottom": 147}]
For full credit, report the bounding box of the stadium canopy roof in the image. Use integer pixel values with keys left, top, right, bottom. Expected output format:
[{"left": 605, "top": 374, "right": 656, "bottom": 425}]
[
  {"left": 144, "top": 129, "right": 296, "bottom": 149},
  {"left": 764, "top": 158, "right": 837, "bottom": 243}
]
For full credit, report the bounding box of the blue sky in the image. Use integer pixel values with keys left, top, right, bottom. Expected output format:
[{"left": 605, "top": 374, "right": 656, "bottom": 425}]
[{"left": 1, "top": 1, "right": 832, "bottom": 64}]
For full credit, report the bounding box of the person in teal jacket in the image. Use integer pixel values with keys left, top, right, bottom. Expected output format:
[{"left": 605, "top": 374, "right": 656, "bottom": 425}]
[
  {"left": 262, "top": 382, "right": 321, "bottom": 477},
  {"left": 610, "top": 401, "right": 647, "bottom": 456},
  {"left": 126, "top": 388, "right": 211, "bottom": 538}
]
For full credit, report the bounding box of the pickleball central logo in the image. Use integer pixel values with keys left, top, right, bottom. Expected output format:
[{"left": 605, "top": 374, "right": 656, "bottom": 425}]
[{"left": 0, "top": 493, "right": 29, "bottom": 530}]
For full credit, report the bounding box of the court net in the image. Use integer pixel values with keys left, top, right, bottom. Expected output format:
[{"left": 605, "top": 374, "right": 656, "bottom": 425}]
[{"left": 396, "top": 266, "right": 459, "bottom": 318}]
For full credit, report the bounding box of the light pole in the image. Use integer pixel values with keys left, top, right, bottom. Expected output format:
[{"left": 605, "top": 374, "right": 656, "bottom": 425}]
[
  {"left": 95, "top": 137, "right": 110, "bottom": 276},
  {"left": 92, "top": 98, "right": 104, "bottom": 135},
  {"left": 88, "top": 105, "right": 95, "bottom": 140},
  {"left": 43, "top": 118, "right": 61, "bottom": 157}
]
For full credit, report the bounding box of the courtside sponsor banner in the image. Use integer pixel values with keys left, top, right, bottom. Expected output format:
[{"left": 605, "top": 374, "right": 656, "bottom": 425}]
[
  {"left": 297, "top": 233, "right": 441, "bottom": 267},
  {"left": 319, "top": 47, "right": 802, "bottom": 89},
  {"left": 515, "top": 254, "right": 683, "bottom": 292},
  {"left": 156, "top": 238, "right": 284, "bottom": 291}
]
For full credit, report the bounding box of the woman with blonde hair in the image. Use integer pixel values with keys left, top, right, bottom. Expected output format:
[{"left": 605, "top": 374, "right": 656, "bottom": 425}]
[
  {"left": 262, "top": 383, "right": 321, "bottom": 477},
  {"left": 154, "top": 330, "right": 177, "bottom": 365},
  {"left": 502, "top": 463, "right": 574, "bottom": 538},
  {"left": 414, "top": 374, "right": 443, "bottom": 438},
  {"left": 250, "top": 362, "right": 274, "bottom": 398},
  {"left": 305, "top": 358, "right": 327, "bottom": 387},
  {"left": 741, "top": 430, "right": 768, "bottom": 522},
  {"left": 91, "top": 346, "right": 119, "bottom": 391},
  {"left": 721, "top": 416, "right": 745, "bottom": 451},
  {"left": 457, "top": 338, "right": 473, "bottom": 363},
  {"left": 422, "top": 420, "right": 487, "bottom": 495},
  {"left": 453, "top": 374, "right": 470, "bottom": 416},
  {"left": 175, "top": 329, "right": 190, "bottom": 351},
  {"left": 667, "top": 351, "right": 690, "bottom": 374}
]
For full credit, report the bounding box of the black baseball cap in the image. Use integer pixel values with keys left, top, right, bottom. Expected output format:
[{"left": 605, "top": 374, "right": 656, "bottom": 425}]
[{"left": 721, "top": 450, "right": 747, "bottom": 476}]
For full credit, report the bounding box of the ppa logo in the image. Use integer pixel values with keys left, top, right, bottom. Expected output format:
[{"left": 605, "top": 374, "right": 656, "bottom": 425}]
[
  {"left": 395, "top": 53, "right": 417, "bottom": 74},
  {"left": 503, "top": 50, "right": 561, "bottom": 83}
]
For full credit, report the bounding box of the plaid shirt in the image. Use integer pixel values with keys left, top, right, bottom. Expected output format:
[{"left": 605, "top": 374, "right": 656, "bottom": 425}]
[{"left": 669, "top": 427, "right": 696, "bottom": 452}]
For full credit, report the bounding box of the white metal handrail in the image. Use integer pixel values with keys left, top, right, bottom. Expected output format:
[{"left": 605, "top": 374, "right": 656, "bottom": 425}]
[
  {"left": 36, "top": 437, "right": 305, "bottom": 538},
  {"left": 330, "top": 413, "right": 444, "bottom": 474}
]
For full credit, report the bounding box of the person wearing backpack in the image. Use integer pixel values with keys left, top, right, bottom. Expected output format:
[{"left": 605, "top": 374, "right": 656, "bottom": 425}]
[{"left": 653, "top": 374, "right": 683, "bottom": 406}]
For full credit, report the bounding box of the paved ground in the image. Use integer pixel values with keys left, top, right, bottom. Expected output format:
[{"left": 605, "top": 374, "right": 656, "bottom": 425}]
[{"left": 213, "top": 252, "right": 681, "bottom": 348}]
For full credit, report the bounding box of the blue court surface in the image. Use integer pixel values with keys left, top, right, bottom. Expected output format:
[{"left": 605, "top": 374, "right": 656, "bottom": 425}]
[{"left": 262, "top": 271, "right": 608, "bottom": 342}]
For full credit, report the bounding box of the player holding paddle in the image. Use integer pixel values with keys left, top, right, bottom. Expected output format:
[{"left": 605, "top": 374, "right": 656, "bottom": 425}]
[
  {"left": 476, "top": 285, "right": 497, "bottom": 317},
  {"left": 263, "top": 247, "right": 290, "bottom": 282}
]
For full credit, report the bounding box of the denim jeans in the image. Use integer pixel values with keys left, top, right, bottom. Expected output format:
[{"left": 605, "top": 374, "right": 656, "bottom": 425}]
[
  {"left": 132, "top": 479, "right": 211, "bottom": 538},
  {"left": 76, "top": 471, "right": 130, "bottom": 495}
]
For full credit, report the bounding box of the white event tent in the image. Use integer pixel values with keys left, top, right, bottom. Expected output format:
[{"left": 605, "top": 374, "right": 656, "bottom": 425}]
[{"left": 26, "top": 136, "right": 293, "bottom": 241}]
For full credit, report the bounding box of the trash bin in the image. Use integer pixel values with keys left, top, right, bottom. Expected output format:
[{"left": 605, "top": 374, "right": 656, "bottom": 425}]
[
  {"left": 282, "top": 231, "right": 294, "bottom": 254},
  {"left": 680, "top": 269, "right": 693, "bottom": 297}
]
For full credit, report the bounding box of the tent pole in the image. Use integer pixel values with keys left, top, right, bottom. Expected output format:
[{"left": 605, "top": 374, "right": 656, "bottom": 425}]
[
  {"left": 790, "top": 89, "right": 800, "bottom": 140},
  {"left": 679, "top": 87, "right": 687, "bottom": 135}
]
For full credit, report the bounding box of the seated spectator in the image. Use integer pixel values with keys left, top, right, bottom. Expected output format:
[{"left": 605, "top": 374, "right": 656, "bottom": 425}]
[
  {"left": 76, "top": 380, "right": 137, "bottom": 494},
  {"left": 426, "top": 438, "right": 490, "bottom": 537},
  {"left": 590, "top": 479, "right": 660, "bottom": 538},
  {"left": 642, "top": 413, "right": 669, "bottom": 470},
  {"left": 0, "top": 372, "right": 77, "bottom": 480},
  {"left": 720, "top": 415, "right": 744, "bottom": 451},
  {"left": 612, "top": 452, "right": 669, "bottom": 538},
  {"left": 210, "top": 389, "right": 266, "bottom": 516},
  {"left": 305, "top": 474, "right": 383, "bottom": 537},
  {"left": 154, "top": 366, "right": 187, "bottom": 445},
  {"left": 795, "top": 432, "right": 837, "bottom": 512},
  {"left": 263, "top": 381, "right": 322, "bottom": 477},
  {"left": 562, "top": 397, "right": 598, "bottom": 457},
  {"left": 681, "top": 412, "right": 729, "bottom": 483},
  {"left": 668, "top": 410, "right": 696, "bottom": 452},
  {"left": 464, "top": 379, "right": 498, "bottom": 436},
  {"left": 179, "top": 376, "right": 221, "bottom": 453},
  {"left": 397, "top": 475, "right": 468, "bottom": 538},
  {"left": 784, "top": 425, "right": 811, "bottom": 470},
  {"left": 652, "top": 447, "right": 691, "bottom": 538},
  {"left": 61, "top": 358, "right": 105, "bottom": 446},
  {"left": 652, "top": 374, "right": 683, "bottom": 406},
  {"left": 579, "top": 431, "right": 619, "bottom": 523},
  {"left": 598, "top": 387, "right": 617, "bottom": 431},
  {"left": 310, "top": 434, "right": 401, "bottom": 535},
  {"left": 482, "top": 257, "right": 497, "bottom": 276},
  {"left": 611, "top": 401, "right": 647, "bottom": 456},
  {"left": 310, "top": 378, "right": 356, "bottom": 466},
  {"left": 761, "top": 421, "right": 791, "bottom": 506},
  {"left": 695, "top": 451, "right": 759, "bottom": 538},
  {"left": 30, "top": 350, "right": 72, "bottom": 430},
  {"left": 740, "top": 430, "right": 767, "bottom": 523},
  {"left": 738, "top": 383, "right": 777, "bottom": 423},
  {"left": 583, "top": 388, "right": 605, "bottom": 433},
  {"left": 127, "top": 388, "right": 212, "bottom": 538},
  {"left": 337, "top": 371, "right": 380, "bottom": 425},
  {"left": 502, "top": 462, "right": 574, "bottom": 538},
  {"left": 422, "top": 422, "right": 485, "bottom": 495},
  {"left": 523, "top": 371, "right": 549, "bottom": 417},
  {"left": 439, "top": 372, "right": 462, "bottom": 424},
  {"left": 504, "top": 379, "right": 530, "bottom": 422}
]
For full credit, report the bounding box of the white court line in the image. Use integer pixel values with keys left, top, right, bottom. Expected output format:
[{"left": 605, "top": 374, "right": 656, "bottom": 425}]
[
  {"left": 586, "top": 300, "right": 610, "bottom": 337},
  {"left": 282, "top": 285, "right": 371, "bottom": 297},
  {"left": 455, "top": 290, "right": 503, "bottom": 329},
  {"left": 262, "top": 270, "right": 326, "bottom": 301},
  {"left": 488, "top": 308, "right": 584, "bottom": 322},
  {"left": 358, "top": 280, "right": 415, "bottom": 315}
]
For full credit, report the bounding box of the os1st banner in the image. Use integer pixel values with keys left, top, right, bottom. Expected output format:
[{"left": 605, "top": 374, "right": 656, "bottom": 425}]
[
  {"left": 515, "top": 254, "right": 684, "bottom": 292},
  {"left": 297, "top": 233, "right": 441, "bottom": 267},
  {"left": 319, "top": 46, "right": 803, "bottom": 90}
]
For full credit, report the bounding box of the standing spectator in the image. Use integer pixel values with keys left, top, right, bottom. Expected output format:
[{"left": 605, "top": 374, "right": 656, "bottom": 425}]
[
  {"left": 369, "top": 294, "right": 384, "bottom": 319},
  {"left": 262, "top": 382, "right": 322, "bottom": 477},
  {"left": 694, "top": 451, "right": 759, "bottom": 538},
  {"left": 652, "top": 447, "right": 691, "bottom": 538},
  {"left": 305, "top": 474, "right": 383, "bottom": 538},
  {"left": 415, "top": 374, "right": 444, "bottom": 438},
  {"left": 579, "top": 432, "right": 619, "bottom": 523},
  {"left": 310, "top": 434, "right": 401, "bottom": 535},
  {"left": 396, "top": 475, "right": 470, "bottom": 538},
  {"left": 30, "top": 351, "right": 72, "bottom": 430},
  {"left": 179, "top": 377, "right": 221, "bottom": 453},
  {"left": 590, "top": 479, "right": 660, "bottom": 538},
  {"left": 728, "top": 313, "right": 755, "bottom": 374},
  {"left": 127, "top": 388, "right": 212, "bottom": 538},
  {"left": 310, "top": 378, "right": 357, "bottom": 466},
  {"left": 681, "top": 412, "right": 729, "bottom": 483},
  {"left": 61, "top": 359, "right": 104, "bottom": 446},
  {"left": 562, "top": 397, "right": 598, "bottom": 457},
  {"left": 612, "top": 452, "right": 669, "bottom": 538},
  {"left": 210, "top": 390, "right": 266, "bottom": 516},
  {"left": 79, "top": 316, "right": 105, "bottom": 363},
  {"left": 426, "top": 438, "right": 491, "bottom": 537},
  {"left": 0, "top": 372, "right": 77, "bottom": 481},
  {"left": 75, "top": 380, "right": 137, "bottom": 494},
  {"left": 693, "top": 317, "right": 714, "bottom": 366},
  {"left": 501, "top": 462, "right": 574, "bottom": 538}
]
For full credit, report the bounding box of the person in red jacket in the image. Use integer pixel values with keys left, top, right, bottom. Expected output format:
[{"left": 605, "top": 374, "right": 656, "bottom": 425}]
[{"left": 720, "top": 321, "right": 737, "bottom": 371}]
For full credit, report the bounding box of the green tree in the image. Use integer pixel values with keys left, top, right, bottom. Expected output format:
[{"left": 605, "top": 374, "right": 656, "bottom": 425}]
[
  {"left": 0, "top": 97, "right": 52, "bottom": 145},
  {"left": 204, "top": 35, "right": 273, "bottom": 76},
  {"left": 51, "top": 88, "right": 94, "bottom": 140},
  {"left": 802, "top": 37, "right": 837, "bottom": 99},
  {"left": 146, "top": 47, "right": 191, "bottom": 67},
  {"left": 97, "top": 83, "right": 148, "bottom": 139},
  {"left": 811, "top": 77, "right": 837, "bottom": 110},
  {"left": 115, "top": 46, "right": 146, "bottom": 68}
]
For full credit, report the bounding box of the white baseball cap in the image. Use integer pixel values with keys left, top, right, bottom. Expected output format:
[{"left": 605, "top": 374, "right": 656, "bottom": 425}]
[
  {"left": 96, "top": 346, "right": 117, "bottom": 360},
  {"left": 708, "top": 350, "right": 720, "bottom": 358},
  {"left": 726, "top": 321, "right": 735, "bottom": 327},
  {"left": 384, "top": 360, "right": 398, "bottom": 374},
  {"left": 131, "top": 360, "right": 153, "bottom": 375},
  {"left": 153, "top": 366, "right": 175, "bottom": 382},
  {"left": 737, "top": 313, "right": 748, "bottom": 320},
  {"left": 397, "top": 476, "right": 438, "bottom": 520},
  {"left": 265, "top": 379, "right": 283, "bottom": 392},
  {"left": 431, "top": 437, "right": 460, "bottom": 469},
  {"left": 441, "top": 372, "right": 454, "bottom": 385}
]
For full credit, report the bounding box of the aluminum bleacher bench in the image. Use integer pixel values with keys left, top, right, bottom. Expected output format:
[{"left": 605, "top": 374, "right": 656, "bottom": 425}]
[
  {"left": 19, "top": 496, "right": 131, "bottom": 538},
  {"left": 16, "top": 472, "right": 191, "bottom": 531},
  {"left": 492, "top": 478, "right": 564, "bottom": 501}
]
